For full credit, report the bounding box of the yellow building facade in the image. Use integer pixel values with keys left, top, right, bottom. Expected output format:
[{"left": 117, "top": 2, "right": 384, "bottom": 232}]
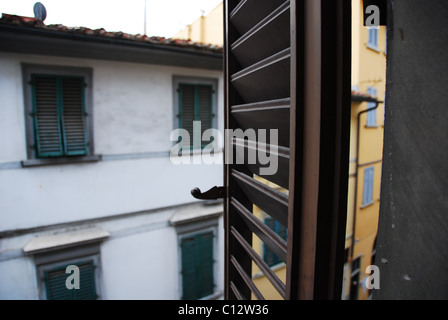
[
  {"left": 172, "top": 3, "right": 223, "bottom": 46},
  {"left": 343, "top": 0, "right": 386, "bottom": 300},
  {"left": 175, "top": 1, "right": 386, "bottom": 300}
]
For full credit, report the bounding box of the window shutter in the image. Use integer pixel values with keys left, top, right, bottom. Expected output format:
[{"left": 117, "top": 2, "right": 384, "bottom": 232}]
[
  {"left": 32, "top": 76, "right": 64, "bottom": 158},
  {"left": 197, "top": 232, "right": 214, "bottom": 298},
  {"left": 31, "top": 75, "right": 88, "bottom": 158},
  {"left": 179, "top": 84, "right": 195, "bottom": 148},
  {"left": 44, "top": 260, "right": 97, "bottom": 300},
  {"left": 181, "top": 236, "right": 197, "bottom": 299},
  {"left": 197, "top": 85, "right": 213, "bottom": 144},
  {"left": 224, "top": 0, "right": 351, "bottom": 300},
  {"left": 61, "top": 77, "right": 88, "bottom": 156},
  {"left": 179, "top": 84, "right": 213, "bottom": 149},
  {"left": 181, "top": 232, "right": 214, "bottom": 300}
]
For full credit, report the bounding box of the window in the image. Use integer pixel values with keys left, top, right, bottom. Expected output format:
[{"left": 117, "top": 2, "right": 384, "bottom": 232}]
[
  {"left": 43, "top": 260, "right": 97, "bottom": 300},
  {"left": 173, "top": 77, "right": 217, "bottom": 150},
  {"left": 22, "top": 64, "right": 96, "bottom": 165},
  {"left": 180, "top": 231, "right": 215, "bottom": 300},
  {"left": 263, "top": 217, "right": 288, "bottom": 267},
  {"left": 367, "top": 27, "right": 379, "bottom": 50},
  {"left": 31, "top": 75, "right": 88, "bottom": 158},
  {"left": 366, "top": 87, "right": 378, "bottom": 127},
  {"left": 27, "top": 230, "right": 105, "bottom": 300},
  {"left": 362, "top": 167, "right": 375, "bottom": 206}
]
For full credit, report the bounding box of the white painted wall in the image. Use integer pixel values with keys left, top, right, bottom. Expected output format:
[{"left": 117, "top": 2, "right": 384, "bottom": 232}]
[
  {"left": 0, "top": 52, "right": 225, "bottom": 300},
  {"left": 0, "top": 52, "right": 224, "bottom": 231},
  {"left": 0, "top": 202, "right": 224, "bottom": 300}
]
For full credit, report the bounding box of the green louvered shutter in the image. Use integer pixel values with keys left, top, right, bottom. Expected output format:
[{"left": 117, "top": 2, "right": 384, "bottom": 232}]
[
  {"left": 197, "top": 85, "right": 213, "bottom": 148},
  {"left": 31, "top": 75, "right": 88, "bottom": 158},
  {"left": 197, "top": 232, "right": 214, "bottom": 298},
  {"left": 32, "top": 75, "right": 64, "bottom": 157},
  {"left": 44, "top": 260, "right": 97, "bottom": 300},
  {"left": 178, "top": 84, "right": 213, "bottom": 149},
  {"left": 179, "top": 84, "right": 196, "bottom": 149},
  {"left": 61, "top": 77, "right": 88, "bottom": 156},
  {"left": 181, "top": 232, "right": 214, "bottom": 300}
]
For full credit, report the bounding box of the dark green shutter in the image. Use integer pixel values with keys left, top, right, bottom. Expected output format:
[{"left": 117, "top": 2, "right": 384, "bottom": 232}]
[
  {"left": 61, "top": 77, "right": 88, "bottom": 156},
  {"left": 179, "top": 84, "right": 196, "bottom": 148},
  {"left": 181, "top": 231, "right": 214, "bottom": 299},
  {"left": 178, "top": 84, "right": 213, "bottom": 149},
  {"left": 31, "top": 75, "right": 88, "bottom": 158},
  {"left": 197, "top": 85, "right": 213, "bottom": 146},
  {"left": 32, "top": 76, "right": 64, "bottom": 157},
  {"left": 44, "top": 260, "right": 97, "bottom": 300}
]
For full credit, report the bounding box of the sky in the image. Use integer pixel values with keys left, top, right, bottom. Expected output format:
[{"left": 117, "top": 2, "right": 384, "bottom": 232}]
[{"left": 0, "top": 0, "right": 222, "bottom": 38}]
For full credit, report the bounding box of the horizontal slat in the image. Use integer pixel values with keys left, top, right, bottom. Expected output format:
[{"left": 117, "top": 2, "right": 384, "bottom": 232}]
[
  {"left": 231, "top": 48, "right": 290, "bottom": 103},
  {"left": 230, "top": 0, "right": 287, "bottom": 36},
  {"left": 232, "top": 169, "right": 288, "bottom": 227},
  {"left": 231, "top": 98, "right": 290, "bottom": 148},
  {"left": 230, "top": 281, "right": 245, "bottom": 300},
  {"left": 230, "top": 253, "right": 264, "bottom": 300},
  {"left": 231, "top": 138, "right": 290, "bottom": 190},
  {"left": 232, "top": 0, "right": 290, "bottom": 68},
  {"left": 231, "top": 226, "right": 286, "bottom": 299},
  {"left": 231, "top": 197, "right": 287, "bottom": 263}
]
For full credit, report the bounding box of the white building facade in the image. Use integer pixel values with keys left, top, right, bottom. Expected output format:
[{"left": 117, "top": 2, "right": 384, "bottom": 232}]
[{"left": 0, "top": 16, "right": 224, "bottom": 300}]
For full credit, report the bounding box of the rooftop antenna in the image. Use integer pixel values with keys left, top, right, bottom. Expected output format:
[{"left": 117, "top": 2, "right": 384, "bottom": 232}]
[
  {"left": 143, "top": 0, "right": 147, "bottom": 35},
  {"left": 33, "top": 2, "right": 47, "bottom": 22}
]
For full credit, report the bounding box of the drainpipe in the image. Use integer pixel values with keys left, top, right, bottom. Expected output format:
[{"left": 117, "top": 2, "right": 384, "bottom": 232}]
[{"left": 350, "top": 100, "right": 381, "bottom": 260}]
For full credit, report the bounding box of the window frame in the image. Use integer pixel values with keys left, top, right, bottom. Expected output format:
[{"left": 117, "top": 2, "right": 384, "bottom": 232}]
[
  {"left": 22, "top": 64, "right": 98, "bottom": 167},
  {"left": 34, "top": 243, "right": 102, "bottom": 300},
  {"left": 172, "top": 76, "right": 218, "bottom": 151}
]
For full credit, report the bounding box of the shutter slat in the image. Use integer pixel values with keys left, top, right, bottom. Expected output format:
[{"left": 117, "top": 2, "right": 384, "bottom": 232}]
[
  {"left": 232, "top": 1, "right": 290, "bottom": 68},
  {"left": 230, "top": 254, "right": 264, "bottom": 300},
  {"left": 232, "top": 137, "right": 290, "bottom": 189},
  {"left": 231, "top": 197, "right": 287, "bottom": 263},
  {"left": 230, "top": 0, "right": 287, "bottom": 36},
  {"left": 231, "top": 169, "right": 288, "bottom": 228},
  {"left": 231, "top": 225, "right": 286, "bottom": 299},
  {"left": 231, "top": 48, "right": 290, "bottom": 103},
  {"left": 231, "top": 98, "right": 290, "bottom": 148}
]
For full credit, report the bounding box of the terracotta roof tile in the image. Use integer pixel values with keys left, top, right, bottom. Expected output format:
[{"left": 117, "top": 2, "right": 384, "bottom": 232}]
[{"left": 0, "top": 13, "right": 223, "bottom": 54}]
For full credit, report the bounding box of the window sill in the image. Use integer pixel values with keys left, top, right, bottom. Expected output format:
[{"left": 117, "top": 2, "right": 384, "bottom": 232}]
[
  {"left": 365, "top": 124, "right": 378, "bottom": 128},
  {"left": 22, "top": 155, "right": 101, "bottom": 168},
  {"left": 360, "top": 201, "right": 375, "bottom": 209},
  {"left": 366, "top": 44, "right": 381, "bottom": 53}
]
